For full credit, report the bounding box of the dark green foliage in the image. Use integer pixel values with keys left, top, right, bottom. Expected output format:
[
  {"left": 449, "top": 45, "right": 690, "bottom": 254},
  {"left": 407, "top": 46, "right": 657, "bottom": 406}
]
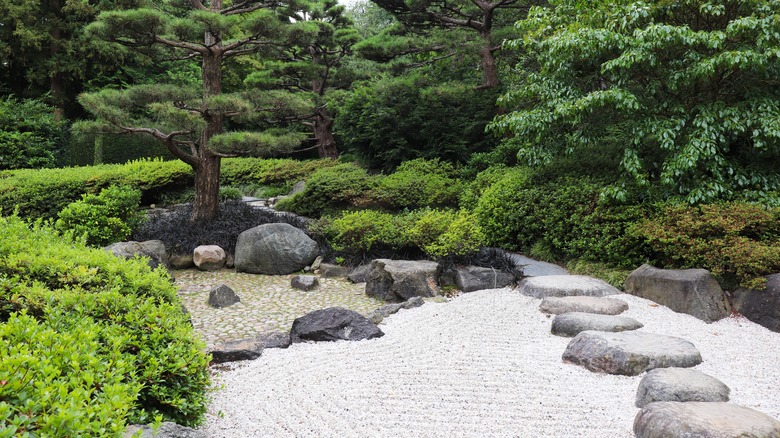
[
  {"left": 55, "top": 185, "right": 143, "bottom": 247},
  {"left": 276, "top": 163, "right": 378, "bottom": 217},
  {"left": 133, "top": 201, "right": 314, "bottom": 256},
  {"left": 373, "top": 159, "right": 461, "bottom": 209},
  {"left": 0, "top": 159, "right": 191, "bottom": 220},
  {"left": 633, "top": 203, "right": 780, "bottom": 289},
  {"left": 220, "top": 158, "right": 338, "bottom": 186},
  {"left": 0, "top": 215, "right": 210, "bottom": 428},
  {"left": 66, "top": 132, "right": 175, "bottom": 167},
  {"left": 335, "top": 75, "right": 500, "bottom": 170},
  {"left": 475, "top": 170, "right": 651, "bottom": 268},
  {"left": 0, "top": 97, "right": 66, "bottom": 170}
]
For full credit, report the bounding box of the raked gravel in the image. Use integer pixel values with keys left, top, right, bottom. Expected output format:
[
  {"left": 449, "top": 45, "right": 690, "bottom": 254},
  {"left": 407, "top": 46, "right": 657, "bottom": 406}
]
[{"left": 201, "top": 288, "right": 780, "bottom": 437}]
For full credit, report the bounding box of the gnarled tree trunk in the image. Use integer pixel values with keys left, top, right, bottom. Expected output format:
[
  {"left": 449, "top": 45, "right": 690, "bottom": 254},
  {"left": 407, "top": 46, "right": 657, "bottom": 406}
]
[{"left": 313, "top": 109, "right": 338, "bottom": 159}]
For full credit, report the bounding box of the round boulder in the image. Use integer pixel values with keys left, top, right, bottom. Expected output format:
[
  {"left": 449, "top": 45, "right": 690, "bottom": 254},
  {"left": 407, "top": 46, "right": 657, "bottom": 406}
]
[
  {"left": 634, "top": 402, "right": 780, "bottom": 438},
  {"left": 193, "top": 245, "right": 226, "bottom": 271},
  {"left": 235, "top": 223, "right": 319, "bottom": 275},
  {"left": 636, "top": 368, "right": 730, "bottom": 408}
]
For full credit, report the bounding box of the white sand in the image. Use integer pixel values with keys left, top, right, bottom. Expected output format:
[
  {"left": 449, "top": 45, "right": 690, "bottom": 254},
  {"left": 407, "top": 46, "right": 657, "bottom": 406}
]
[{"left": 202, "top": 288, "right": 780, "bottom": 437}]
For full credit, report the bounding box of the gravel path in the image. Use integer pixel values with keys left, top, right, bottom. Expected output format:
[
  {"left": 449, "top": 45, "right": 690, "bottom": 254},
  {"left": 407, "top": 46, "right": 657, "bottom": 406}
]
[{"left": 201, "top": 288, "right": 780, "bottom": 437}]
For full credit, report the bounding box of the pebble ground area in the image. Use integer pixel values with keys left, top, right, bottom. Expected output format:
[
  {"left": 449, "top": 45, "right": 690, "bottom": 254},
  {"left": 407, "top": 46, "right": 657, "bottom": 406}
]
[{"left": 176, "top": 270, "right": 780, "bottom": 438}]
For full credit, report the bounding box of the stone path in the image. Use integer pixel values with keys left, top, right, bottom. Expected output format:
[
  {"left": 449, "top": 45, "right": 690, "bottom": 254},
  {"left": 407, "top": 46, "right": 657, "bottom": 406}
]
[{"left": 175, "top": 269, "right": 384, "bottom": 347}]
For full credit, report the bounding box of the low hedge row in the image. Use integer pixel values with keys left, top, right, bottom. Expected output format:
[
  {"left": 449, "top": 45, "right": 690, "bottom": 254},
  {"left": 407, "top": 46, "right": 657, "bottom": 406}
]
[
  {"left": 0, "top": 157, "right": 329, "bottom": 221},
  {"left": 0, "top": 215, "right": 210, "bottom": 434}
]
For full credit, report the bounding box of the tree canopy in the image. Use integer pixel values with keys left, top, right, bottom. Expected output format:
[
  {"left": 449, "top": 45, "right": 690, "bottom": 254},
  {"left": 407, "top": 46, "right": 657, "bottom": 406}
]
[{"left": 492, "top": 0, "right": 780, "bottom": 204}]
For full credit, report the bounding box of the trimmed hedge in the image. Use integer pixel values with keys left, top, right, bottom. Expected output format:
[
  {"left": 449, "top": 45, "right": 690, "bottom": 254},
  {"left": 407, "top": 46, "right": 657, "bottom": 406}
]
[{"left": 0, "top": 215, "right": 210, "bottom": 431}]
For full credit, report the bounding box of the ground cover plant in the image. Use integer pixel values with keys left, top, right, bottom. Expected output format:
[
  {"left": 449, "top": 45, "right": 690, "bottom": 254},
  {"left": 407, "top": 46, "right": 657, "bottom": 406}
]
[{"left": 0, "top": 215, "right": 210, "bottom": 433}]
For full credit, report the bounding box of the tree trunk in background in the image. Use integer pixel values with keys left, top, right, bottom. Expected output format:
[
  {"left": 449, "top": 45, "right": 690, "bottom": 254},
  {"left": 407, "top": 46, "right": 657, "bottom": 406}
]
[
  {"left": 480, "top": 33, "right": 499, "bottom": 89},
  {"left": 49, "top": 0, "right": 65, "bottom": 120},
  {"left": 314, "top": 110, "right": 338, "bottom": 159}
]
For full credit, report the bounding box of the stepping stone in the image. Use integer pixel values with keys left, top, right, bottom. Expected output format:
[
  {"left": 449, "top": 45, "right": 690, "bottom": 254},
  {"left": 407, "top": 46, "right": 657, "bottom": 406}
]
[
  {"left": 636, "top": 368, "right": 730, "bottom": 408},
  {"left": 291, "top": 275, "right": 319, "bottom": 291},
  {"left": 209, "top": 338, "right": 263, "bottom": 363},
  {"left": 508, "top": 253, "right": 570, "bottom": 276},
  {"left": 539, "top": 296, "right": 628, "bottom": 315},
  {"left": 634, "top": 402, "right": 780, "bottom": 438},
  {"left": 562, "top": 331, "right": 702, "bottom": 376},
  {"left": 207, "top": 284, "right": 240, "bottom": 308},
  {"left": 518, "top": 275, "right": 620, "bottom": 299},
  {"left": 551, "top": 312, "right": 643, "bottom": 337}
]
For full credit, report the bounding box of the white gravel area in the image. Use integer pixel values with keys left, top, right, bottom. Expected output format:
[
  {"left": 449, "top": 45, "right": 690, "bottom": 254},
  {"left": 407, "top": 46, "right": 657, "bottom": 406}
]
[{"left": 202, "top": 288, "right": 780, "bottom": 437}]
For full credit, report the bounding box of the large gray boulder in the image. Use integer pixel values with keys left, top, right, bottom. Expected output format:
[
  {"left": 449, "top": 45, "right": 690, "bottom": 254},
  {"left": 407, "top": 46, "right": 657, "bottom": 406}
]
[
  {"left": 193, "top": 245, "right": 226, "bottom": 271},
  {"left": 636, "top": 368, "right": 730, "bottom": 408},
  {"left": 290, "top": 307, "right": 384, "bottom": 343},
  {"left": 209, "top": 338, "right": 263, "bottom": 363},
  {"left": 365, "top": 259, "right": 441, "bottom": 301},
  {"left": 518, "top": 275, "right": 620, "bottom": 299},
  {"left": 539, "top": 296, "right": 628, "bottom": 315},
  {"left": 732, "top": 273, "right": 780, "bottom": 332},
  {"left": 562, "top": 331, "right": 702, "bottom": 376},
  {"left": 551, "top": 312, "right": 643, "bottom": 337},
  {"left": 319, "top": 263, "right": 350, "bottom": 278},
  {"left": 634, "top": 402, "right": 780, "bottom": 438},
  {"left": 624, "top": 264, "right": 731, "bottom": 323},
  {"left": 347, "top": 264, "right": 372, "bottom": 283},
  {"left": 105, "top": 240, "right": 170, "bottom": 271},
  {"left": 234, "top": 223, "right": 319, "bottom": 275},
  {"left": 455, "top": 266, "right": 515, "bottom": 292}
]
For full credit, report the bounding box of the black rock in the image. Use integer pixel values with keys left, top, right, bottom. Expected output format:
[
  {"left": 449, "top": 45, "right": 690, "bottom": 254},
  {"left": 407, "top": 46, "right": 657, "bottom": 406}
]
[
  {"left": 209, "top": 339, "right": 263, "bottom": 363},
  {"left": 207, "top": 284, "right": 240, "bottom": 308},
  {"left": 291, "top": 275, "right": 319, "bottom": 291},
  {"left": 290, "top": 307, "right": 384, "bottom": 343},
  {"left": 732, "top": 273, "right": 780, "bottom": 332}
]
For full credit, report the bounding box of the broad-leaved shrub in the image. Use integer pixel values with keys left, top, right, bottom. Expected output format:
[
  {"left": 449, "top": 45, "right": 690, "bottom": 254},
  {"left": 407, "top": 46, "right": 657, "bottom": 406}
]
[
  {"left": 276, "top": 163, "right": 378, "bottom": 217},
  {"left": 56, "top": 185, "right": 144, "bottom": 246},
  {"left": 373, "top": 159, "right": 461, "bottom": 209}
]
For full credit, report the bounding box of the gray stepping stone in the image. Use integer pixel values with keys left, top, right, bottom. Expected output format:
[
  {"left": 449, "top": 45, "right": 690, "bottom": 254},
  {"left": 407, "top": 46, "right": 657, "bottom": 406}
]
[
  {"left": 634, "top": 402, "right": 780, "bottom": 438},
  {"left": 636, "top": 368, "right": 730, "bottom": 408},
  {"left": 551, "top": 312, "right": 643, "bottom": 337},
  {"left": 562, "top": 331, "right": 702, "bottom": 376},
  {"left": 508, "top": 253, "right": 570, "bottom": 276},
  {"left": 518, "top": 275, "right": 621, "bottom": 299},
  {"left": 540, "top": 296, "right": 628, "bottom": 315}
]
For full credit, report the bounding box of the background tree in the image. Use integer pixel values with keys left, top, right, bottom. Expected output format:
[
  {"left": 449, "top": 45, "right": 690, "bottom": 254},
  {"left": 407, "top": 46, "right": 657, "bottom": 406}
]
[
  {"left": 78, "top": 1, "right": 315, "bottom": 221},
  {"left": 492, "top": 0, "right": 780, "bottom": 204},
  {"left": 0, "top": 0, "right": 146, "bottom": 119},
  {"left": 371, "top": 0, "right": 543, "bottom": 88},
  {"left": 245, "top": 0, "right": 361, "bottom": 159}
]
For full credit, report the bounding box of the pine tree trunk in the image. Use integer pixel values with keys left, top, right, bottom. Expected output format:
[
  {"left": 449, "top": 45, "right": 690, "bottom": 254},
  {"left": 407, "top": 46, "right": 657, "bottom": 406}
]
[
  {"left": 480, "top": 36, "right": 499, "bottom": 89},
  {"left": 191, "top": 4, "right": 224, "bottom": 222},
  {"left": 313, "top": 110, "right": 338, "bottom": 159}
]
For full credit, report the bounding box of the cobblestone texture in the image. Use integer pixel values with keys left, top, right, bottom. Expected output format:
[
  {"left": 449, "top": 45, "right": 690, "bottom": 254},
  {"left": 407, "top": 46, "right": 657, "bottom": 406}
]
[{"left": 175, "top": 269, "right": 384, "bottom": 347}]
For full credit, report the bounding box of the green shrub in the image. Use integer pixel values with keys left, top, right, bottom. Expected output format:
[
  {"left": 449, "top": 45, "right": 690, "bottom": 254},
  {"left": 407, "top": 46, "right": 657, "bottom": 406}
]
[
  {"left": 0, "top": 312, "right": 137, "bottom": 437},
  {"left": 276, "top": 163, "right": 378, "bottom": 217},
  {"left": 322, "top": 208, "right": 486, "bottom": 258},
  {"left": 0, "top": 215, "right": 210, "bottom": 427},
  {"left": 633, "top": 203, "right": 780, "bottom": 289},
  {"left": 565, "top": 259, "right": 632, "bottom": 289},
  {"left": 373, "top": 159, "right": 462, "bottom": 209},
  {"left": 473, "top": 167, "right": 534, "bottom": 249},
  {"left": 220, "top": 158, "right": 337, "bottom": 186},
  {"left": 55, "top": 185, "right": 144, "bottom": 246},
  {"left": 219, "top": 186, "right": 243, "bottom": 201},
  {"left": 459, "top": 165, "right": 511, "bottom": 210}
]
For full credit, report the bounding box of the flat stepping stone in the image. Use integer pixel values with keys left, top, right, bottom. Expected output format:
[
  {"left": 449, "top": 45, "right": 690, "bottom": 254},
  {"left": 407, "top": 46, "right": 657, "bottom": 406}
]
[
  {"left": 562, "top": 331, "right": 702, "bottom": 376},
  {"left": 540, "top": 296, "right": 628, "bottom": 315},
  {"left": 551, "top": 312, "right": 643, "bottom": 337},
  {"left": 508, "top": 253, "right": 570, "bottom": 276},
  {"left": 636, "top": 368, "right": 730, "bottom": 408},
  {"left": 634, "top": 402, "right": 780, "bottom": 438},
  {"left": 518, "top": 275, "right": 620, "bottom": 299}
]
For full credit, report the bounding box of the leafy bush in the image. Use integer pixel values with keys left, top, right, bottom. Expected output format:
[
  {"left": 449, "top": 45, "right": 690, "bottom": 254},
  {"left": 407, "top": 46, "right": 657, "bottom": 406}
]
[
  {"left": 0, "top": 215, "right": 209, "bottom": 428},
  {"left": 633, "top": 203, "right": 780, "bottom": 289},
  {"left": 565, "top": 259, "right": 632, "bottom": 290},
  {"left": 276, "top": 163, "right": 378, "bottom": 217},
  {"left": 322, "top": 208, "right": 486, "bottom": 259},
  {"left": 55, "top": 185, "right": 144, "bottom": 246},
  {"left": 459, "top": 165, "right": 511, "bottom": 210},
  {"left": 134, "top": 201, "right": 315, "bottom": 256},
  {"left": 373, "top": 159, "right": 462, "bottom": 209},
  {"left": 0, "top": 97, "right": 66, "bottom": 170},
  {"left": 220, "top": 158, "right": 337, "bottom": 187},
  {"left": 475, "top": 171, "right": 650, "bottom": 267}
]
